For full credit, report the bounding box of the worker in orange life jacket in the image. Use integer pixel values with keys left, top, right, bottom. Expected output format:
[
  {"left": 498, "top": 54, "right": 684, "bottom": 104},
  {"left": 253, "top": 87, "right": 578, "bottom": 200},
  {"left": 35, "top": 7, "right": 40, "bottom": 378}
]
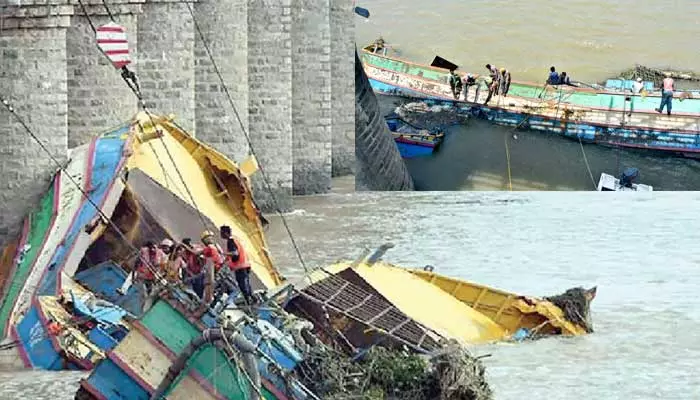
[{"left": 219, "top": 225, "right": 254, "bottom": 305}]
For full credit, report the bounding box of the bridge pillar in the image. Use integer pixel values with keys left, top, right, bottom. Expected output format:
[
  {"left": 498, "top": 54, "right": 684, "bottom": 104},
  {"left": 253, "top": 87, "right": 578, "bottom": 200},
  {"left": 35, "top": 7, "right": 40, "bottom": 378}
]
[
  {"left": 0, "top": 5, "right": 70, "bottom": 247},
  {"left": 291, "top": 0, "right": 332, "bottom": 194},
  {"left": 247, "top": 0, "right": 293, "bottom": 211}
]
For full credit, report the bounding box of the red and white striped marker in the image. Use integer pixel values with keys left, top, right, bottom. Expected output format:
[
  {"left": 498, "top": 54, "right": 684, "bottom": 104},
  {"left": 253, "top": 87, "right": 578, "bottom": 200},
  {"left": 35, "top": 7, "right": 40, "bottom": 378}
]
[{"left": 95, "top": 22, "right": 131, "bottom": 69}]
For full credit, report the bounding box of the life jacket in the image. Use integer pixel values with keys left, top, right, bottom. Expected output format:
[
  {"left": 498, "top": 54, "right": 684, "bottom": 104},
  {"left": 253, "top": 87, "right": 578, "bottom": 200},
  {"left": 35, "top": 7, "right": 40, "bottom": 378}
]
[{"left": 225, "top": 237, "right": 250, "bottom": 271}]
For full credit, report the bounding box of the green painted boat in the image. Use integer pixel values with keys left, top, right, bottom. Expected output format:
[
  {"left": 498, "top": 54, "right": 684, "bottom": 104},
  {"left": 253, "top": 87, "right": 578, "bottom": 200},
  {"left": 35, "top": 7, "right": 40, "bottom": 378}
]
[{"left": 360, "top": 43, "right": 700, "bottom": 116}]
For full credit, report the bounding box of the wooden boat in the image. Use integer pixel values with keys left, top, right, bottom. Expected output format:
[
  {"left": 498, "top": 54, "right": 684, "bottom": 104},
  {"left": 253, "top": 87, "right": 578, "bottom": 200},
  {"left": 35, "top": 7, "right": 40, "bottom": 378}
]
[
  {"left": 384, "top": 116, "right": 445, "bottom": 158},
  {"left": 361, "top": 41, "right": 700, "bottom": 116},
  {"left": 284, "top": 256, "right": 596, "bottom": 354},
  {"left": 0, "top": 112, "right": 325, "bottom": 399},
  {"left": 597, "top": 168, "right": 653, "bottom": 191},
  {"left": 360, "top": 42, "right": 700, "bottom": 158}
]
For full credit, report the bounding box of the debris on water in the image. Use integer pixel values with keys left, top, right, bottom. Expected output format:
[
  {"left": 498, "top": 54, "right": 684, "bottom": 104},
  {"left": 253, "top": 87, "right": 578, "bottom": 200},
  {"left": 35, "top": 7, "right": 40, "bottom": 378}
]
[
  {"left": 545, "top": 287, "right": 595, "bottom": 333},
  {"left": 393, "top": 101, "right": 470, "bottom": 129},
  {"left": 614, "top": 64, "right": 700, "bottom": 89},
  {"left": 295, "top": 340, "right": 493, "bottom": 400}
]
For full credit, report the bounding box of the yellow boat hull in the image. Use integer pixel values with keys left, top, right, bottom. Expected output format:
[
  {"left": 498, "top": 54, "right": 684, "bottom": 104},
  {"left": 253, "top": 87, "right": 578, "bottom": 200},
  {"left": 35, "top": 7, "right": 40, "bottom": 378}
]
[
  {"left": 292, "top": 260, "right": 594, "bottom": 350},
  {"left": 407, "top": 269, "right": 593, "bottom": 336}
]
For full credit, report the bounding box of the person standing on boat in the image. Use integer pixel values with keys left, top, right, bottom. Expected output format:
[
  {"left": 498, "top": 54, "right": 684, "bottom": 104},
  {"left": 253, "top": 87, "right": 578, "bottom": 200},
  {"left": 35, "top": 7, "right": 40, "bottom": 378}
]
[
  {"left": 135, "top": 241, "right": 167, "bottom": 295},
  {"left": 199, "top": 230, "right": 225, "bottom": 305},
  {"left": 632, "top": 77, "right": 644, "bottom": 94},
  {"left": 182, "top": 238, "right": 206, "bottom": 299},
  {"left": 462, "top": 73, "right": 477, "bottom": 101},
  {"left": 655, "top": 73, "right": 675, "bottom": 115},
  {"left": 220, "top": 225, "right": 254, "bottom": 305},
  {"left": 547, "top": 66, "right": 560, "bottom": 85},
  {"left": 448, "top": 70, "right": 462, "bottom": 99},
  {"left": 499, "top": 68, "right": 512, "bottom": 96}
]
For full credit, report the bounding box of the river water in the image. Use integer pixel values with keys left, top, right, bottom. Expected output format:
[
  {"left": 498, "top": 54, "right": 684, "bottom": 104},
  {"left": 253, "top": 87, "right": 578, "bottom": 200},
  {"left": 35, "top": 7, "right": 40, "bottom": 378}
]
[
  {"left": 4, "top": 184, "right": 700, "bottom": 399},
  {"left": 355, "top": 0, "right": 700, "bottom": 83}
]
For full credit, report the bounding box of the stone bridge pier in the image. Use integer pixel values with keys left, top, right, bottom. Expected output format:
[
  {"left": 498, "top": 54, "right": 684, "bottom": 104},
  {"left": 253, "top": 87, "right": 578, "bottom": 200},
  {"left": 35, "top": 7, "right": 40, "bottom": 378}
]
[{"left": 0, "top": 0, "right": 354, "bottom": 246}]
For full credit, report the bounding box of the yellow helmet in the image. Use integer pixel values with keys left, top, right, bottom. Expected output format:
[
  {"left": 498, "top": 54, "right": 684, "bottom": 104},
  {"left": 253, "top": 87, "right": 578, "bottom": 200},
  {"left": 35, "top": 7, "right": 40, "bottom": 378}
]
[
  {"left": 200, "top": 230, "right": 215, "bottom": 240},
  {"left": 499, "top": 68, "right": 506, "bottom": 73}
]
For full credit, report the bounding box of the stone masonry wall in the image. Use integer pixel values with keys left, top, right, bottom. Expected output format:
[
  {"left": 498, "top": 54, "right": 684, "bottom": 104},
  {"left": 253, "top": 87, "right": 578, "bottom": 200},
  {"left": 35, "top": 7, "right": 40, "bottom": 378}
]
[
  {"left": 0, "top": 0, "right": 351, "bottom": 246},
  {"left": 66, "top": 5, "right": 140, "bottom": 148},
  {"left": 355, "top": 49, "right": 414, "bottom": 190},
  {"left": 0, "top": 26, "right": 69, "bottom": 247},
  {"left": 247, "top": 0, "right": 293, "bottom": 211},
  {"left": 291, "top": 0, "right": 332, "bottom": 195},
  {"left": 329, "top": 0, "right": 354, "bottom": 176},
  {"left": 194, "top": 0, "right": 249, "bottom": 161},
  {"left": 138, "top": 1, "right": 195, "bottom": 133}
]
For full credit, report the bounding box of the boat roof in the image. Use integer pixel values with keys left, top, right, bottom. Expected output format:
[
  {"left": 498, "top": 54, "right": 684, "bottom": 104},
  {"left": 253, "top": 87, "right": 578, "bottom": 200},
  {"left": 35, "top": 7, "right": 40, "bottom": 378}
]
[{"left": 303, "top": 261, "right": 507, "bottom": 345}]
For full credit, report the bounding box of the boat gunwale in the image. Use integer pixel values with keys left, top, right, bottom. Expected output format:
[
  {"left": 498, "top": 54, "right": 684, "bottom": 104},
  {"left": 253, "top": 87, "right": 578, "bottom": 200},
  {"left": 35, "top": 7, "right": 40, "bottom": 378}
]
[
  {"left": 0, "top": 215, "right": 30, "bottom": 338},
  {"left": 367, "top": 71, "right": 700, "bottom": 136},
  {"left": 55, "top": 132, "right": 132, "bottom": 296},
  {"left": 78, "top": 379, "right": 109, "bottom": 400},
  {"left": 30, "top": 137, "right": 97, "bottom": 302},
  {"left": 128, "top": 320, "right": 229, "bottom": 400},
  {"left": 360, "top": 46, "right": 679, "bottom": 100}
]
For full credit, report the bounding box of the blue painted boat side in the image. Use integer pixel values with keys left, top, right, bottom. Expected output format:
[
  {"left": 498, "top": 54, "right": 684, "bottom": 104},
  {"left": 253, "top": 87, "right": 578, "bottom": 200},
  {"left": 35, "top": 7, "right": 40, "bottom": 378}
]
[
  {"left": 37, "top": 129, "right": 128, "bottom": 297},
  {"left": 73, "top": 261, "right": 145, "bottom": 317},
  {"left": 15, "top": 303, "right": 63, "bottom": 370},
  {"left": 370, "top": 80, "right": 700, "bottom": 154},
  {"left": 84, "top": 357, "right": 150, "bottom": 400},
  {"left": 395, "top": 141, "right": 436, "bottom": 158}
]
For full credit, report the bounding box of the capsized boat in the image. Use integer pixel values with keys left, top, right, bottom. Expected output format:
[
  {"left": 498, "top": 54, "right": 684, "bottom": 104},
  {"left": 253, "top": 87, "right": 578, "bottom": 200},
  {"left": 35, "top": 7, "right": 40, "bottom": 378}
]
[
  {"left": 360, "top": 40, "right": 700, "bottom": 158},
  {"left": 597, "top": 167, "right": 653, "bottom": 191},
  {"left": 0, "top": 112, "right": 319, "bottom": 398},
  {"left": 283, "top": 248, "right": 597, "bottom": 353},
  {"left": 0, "top": 112, "right": 494, "bottom": 400},
  {"left": 384, "top": 115, "right": 445, "bottom": 158}
]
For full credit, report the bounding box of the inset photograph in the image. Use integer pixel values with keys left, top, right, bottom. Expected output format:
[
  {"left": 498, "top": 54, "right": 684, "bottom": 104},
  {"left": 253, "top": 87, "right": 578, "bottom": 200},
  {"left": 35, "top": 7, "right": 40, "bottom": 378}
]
[{"left": 355, "top": 2, "right": 700, "bottom": 191}]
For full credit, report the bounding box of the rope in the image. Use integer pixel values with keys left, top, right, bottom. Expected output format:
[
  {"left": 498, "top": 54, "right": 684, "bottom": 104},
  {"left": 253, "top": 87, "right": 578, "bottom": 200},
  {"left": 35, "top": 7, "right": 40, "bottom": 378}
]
[
  {"left": 0, "top": 97, "right": 166, "bottom": 290},
  {"left": 504, "top": 131, "right": 513, "bottom": 191},
  {"left": 577, "top": 136, "right": 597, "bottom": 189},
  {"left": 182, "top": 1, "right": 309, "bottom": 274},
  {"left": 77, "top": 0, "right": 211, "bottom": 232}
]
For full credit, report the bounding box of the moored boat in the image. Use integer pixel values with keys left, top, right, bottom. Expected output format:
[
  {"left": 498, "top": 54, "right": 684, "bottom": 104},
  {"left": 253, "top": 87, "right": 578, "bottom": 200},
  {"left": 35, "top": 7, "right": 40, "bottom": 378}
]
[
  {"left": 597, "top": 167, "right": 653, "bottom": 191},
  {"left": 384, "top": 116, "right": 445, "bottom": 158},
  {"left": 361, "top": 40, "right": 700, "bottom": 116},
  {"left": 360, "top": 40, "right": 700, "bottom": 158}
]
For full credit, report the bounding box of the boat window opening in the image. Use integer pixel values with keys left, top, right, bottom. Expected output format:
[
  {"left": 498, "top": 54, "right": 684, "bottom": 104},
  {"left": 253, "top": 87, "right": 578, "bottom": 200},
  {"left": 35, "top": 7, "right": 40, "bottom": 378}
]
[{"left": 77, "top": 187, "right": 167, "bottom": 275}]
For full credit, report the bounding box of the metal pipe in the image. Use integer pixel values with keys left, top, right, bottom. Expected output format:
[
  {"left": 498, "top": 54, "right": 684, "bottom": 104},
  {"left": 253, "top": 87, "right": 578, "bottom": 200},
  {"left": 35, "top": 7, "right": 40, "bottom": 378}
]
[{"left": 150, "top": 328, "right": 260, "bottom": 400}]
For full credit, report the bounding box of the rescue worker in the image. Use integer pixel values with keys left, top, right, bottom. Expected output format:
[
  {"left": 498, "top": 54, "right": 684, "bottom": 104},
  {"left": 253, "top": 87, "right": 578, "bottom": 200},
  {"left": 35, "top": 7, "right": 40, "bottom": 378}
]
[
  {"left": 547, "top": 66, "right": 560, "bottom": 85},
  {"left": 462, "top": 73, "right": 477, "bottom": 101},
  {"left": 559, "top": 71, "right": 572, "bottom": 86},
  {"left": 655, "top": 73, "right": 675, "bottom": 115},
  {"left": 135, "top": 241, "right": 167, "bottom": 295},
  {"left": 448, "top": 70, "right": 462, "bottom": 100},
  {"left": 220, "top": 225, "right": 254, "bottom": 305},
  {"left": 165, "top": 244, "right": 187, "bottom": 283},
  {"left": 483, "top": 76, "right": 498, "bottom": 105},
  {"left": 632, "top": 77, "right": 644, "bottom": 94},
  {"left": 199, "top": 230, "right": 224, "bottom": 305},
  {"left": 182, "top": 238, "right": 205, "bottom": 299},
  {"left": 486, "top": 64, "right": 501, "bottom": 94},
  {"left": 499, "top": 68, "right": 512, "bottom": 96}
]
